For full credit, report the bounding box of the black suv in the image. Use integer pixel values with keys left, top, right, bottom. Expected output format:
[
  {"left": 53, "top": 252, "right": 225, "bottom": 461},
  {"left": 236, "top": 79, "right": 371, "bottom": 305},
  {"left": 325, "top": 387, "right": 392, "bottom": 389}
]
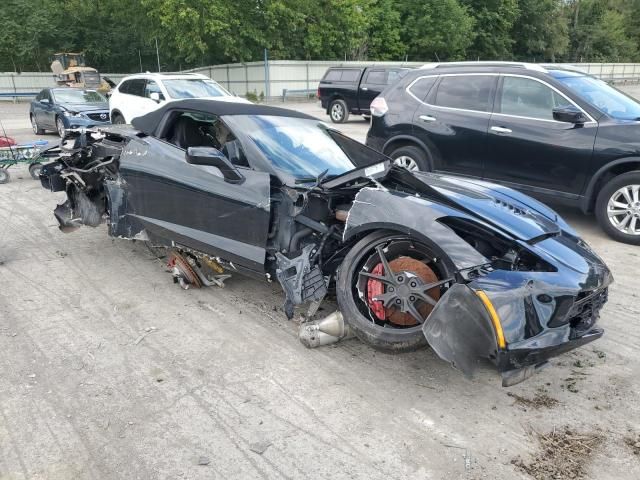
[
  {"left": 366, "top": 62, "right": 640, "bottom": 244},
  {"left": 318, "top": 66, "right": 410, "bottom": 123}
]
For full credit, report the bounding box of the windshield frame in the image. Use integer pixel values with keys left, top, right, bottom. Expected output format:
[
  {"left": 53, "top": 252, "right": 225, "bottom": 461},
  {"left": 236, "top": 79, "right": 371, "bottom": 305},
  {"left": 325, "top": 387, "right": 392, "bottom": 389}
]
[
  {"left": 51, "top": 88, "right": 107, "bottom": 104},
  {"left": 222, "top": 114, "right": 367, "bottom": 186},
  {"left": 555, "top": 73, "right": 640, "bottom": 121}
]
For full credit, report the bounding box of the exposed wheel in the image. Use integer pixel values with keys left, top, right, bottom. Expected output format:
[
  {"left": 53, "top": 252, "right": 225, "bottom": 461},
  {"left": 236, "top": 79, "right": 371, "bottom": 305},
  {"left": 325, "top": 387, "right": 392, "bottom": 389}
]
[
  {"left": 389, "top": 145, "right": 430, "bottom": 172},
  {"left": 329, "top": 99, "right": 349, "bottom": 123},
  {"left": 28, "top": 163, "right": 42, "bottom": 179},
  {"left": 336, "top": 231, "right": 456, "bottom": 352},
  {"left": 595, "top": 171, "right": 640, "bottom": 245},
  {"left": 31, "top": 115, "right": 44, "bottom": 135},
  {"left": 111, "top": 113, "right": 125, "bottom": 125},
  {"left": 56, "top": 117, "right": 66, "bottom": 138},
  {"left": 0, "top": 168, "right": 10, "bottom": 184}
]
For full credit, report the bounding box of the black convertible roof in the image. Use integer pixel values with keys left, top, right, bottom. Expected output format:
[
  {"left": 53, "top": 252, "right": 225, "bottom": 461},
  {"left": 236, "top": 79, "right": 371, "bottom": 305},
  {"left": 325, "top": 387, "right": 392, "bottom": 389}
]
[{"left": 131, "top": 98, "right": 317, "bottom": 136}]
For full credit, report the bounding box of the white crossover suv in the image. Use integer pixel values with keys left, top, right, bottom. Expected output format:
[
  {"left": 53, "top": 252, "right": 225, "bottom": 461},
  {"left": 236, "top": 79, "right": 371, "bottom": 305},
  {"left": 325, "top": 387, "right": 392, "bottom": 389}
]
[{"left": 109, "top": 73, "right": 250, "bottom": 124}]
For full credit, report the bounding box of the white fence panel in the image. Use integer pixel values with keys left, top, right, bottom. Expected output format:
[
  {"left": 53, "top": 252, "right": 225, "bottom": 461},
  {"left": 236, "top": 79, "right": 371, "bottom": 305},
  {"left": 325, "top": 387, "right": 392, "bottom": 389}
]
[{"left": 2, "top": 61, "right": 640, "bottom": 100}]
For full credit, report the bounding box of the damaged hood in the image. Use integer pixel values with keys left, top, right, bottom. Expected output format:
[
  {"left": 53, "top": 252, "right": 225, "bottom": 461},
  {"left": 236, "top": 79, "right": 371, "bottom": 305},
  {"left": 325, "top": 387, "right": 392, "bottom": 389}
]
[{"left": 411, "top": 172, "right": 575, "bottom": 242}]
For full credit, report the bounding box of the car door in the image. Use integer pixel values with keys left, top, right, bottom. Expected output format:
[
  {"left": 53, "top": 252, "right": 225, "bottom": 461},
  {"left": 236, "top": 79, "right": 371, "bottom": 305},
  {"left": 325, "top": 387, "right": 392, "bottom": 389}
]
[
  {"left": 123, "top": 79, "right": 147, "bottom": 122},
  {"left": 114, "top": 115, "right": 272, "bottom": 273},
  {"left": 484, "top": 75, "right": 598, "bottom": 197},
  {"left": 411, "top": 74, "right": 497, "bottom": 177},
  {"left": 358, "top": 69, "right": 387, "bottom": 113}
]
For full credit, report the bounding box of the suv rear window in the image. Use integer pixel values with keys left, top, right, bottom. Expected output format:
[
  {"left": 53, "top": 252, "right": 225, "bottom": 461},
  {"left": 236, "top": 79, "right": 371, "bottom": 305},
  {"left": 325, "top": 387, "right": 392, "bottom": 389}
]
[
  {"left": 434, "top": 75, "right": 494, "bottom": 112},
  {"left": 119, "top": 79, "right": 145, "bottom": 97},
  {"left": 408, "top": 77, "right": 437, "bottom": 101}
]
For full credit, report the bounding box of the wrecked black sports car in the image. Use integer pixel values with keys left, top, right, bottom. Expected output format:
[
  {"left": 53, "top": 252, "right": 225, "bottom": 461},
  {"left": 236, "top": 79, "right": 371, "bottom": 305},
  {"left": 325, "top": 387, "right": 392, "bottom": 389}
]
[{"left": 39, "top": 100, "right": 612, "bottom": 386}]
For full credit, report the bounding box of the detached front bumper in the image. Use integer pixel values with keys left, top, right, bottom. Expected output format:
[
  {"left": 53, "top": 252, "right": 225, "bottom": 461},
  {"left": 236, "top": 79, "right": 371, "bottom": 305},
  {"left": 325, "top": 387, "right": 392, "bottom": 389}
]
[{"left": 422, "top": 264, "right": 611, "bottom": 386}]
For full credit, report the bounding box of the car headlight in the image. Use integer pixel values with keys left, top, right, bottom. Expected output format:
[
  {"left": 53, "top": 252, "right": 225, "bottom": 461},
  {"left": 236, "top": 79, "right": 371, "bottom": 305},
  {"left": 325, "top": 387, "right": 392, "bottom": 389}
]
[{"left": 63, "top": 111, "right": 84, "bottom": 118}]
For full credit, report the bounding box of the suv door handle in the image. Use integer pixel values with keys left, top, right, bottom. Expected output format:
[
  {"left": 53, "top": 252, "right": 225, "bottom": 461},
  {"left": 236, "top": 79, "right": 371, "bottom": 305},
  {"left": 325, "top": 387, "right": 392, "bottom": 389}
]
[
  {"left": 490, "top": 126, "right": 512, "bottom": 134},
  {"left": 419, "top": 115, "right": 436, "bottom": 122}
]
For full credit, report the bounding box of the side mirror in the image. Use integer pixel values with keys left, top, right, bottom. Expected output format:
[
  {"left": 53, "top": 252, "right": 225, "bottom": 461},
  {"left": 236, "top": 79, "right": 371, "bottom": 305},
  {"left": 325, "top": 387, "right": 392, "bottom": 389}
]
[
  {"left": 149, "top": 92, "right": 163, "bottom": 103},
  {"left": 553, "top": 105, "right": 588, "bottom": 124},
  {"left": 40, "top": 98, "right": 50, "bottom": 104},
  {"left": 186, "top": 147, "right": 244, "bottom": 184}
]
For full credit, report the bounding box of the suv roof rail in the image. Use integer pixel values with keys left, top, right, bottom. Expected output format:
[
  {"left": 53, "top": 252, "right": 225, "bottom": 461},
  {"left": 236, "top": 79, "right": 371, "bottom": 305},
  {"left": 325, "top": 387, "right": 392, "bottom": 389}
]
[{"left": 420, "top": 61, "right": 548, "bottom": 73}]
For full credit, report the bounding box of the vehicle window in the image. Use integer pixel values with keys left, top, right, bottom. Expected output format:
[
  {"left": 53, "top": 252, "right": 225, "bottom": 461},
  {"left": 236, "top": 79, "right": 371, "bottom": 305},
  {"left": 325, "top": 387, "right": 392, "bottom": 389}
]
[
  {"left": 224, "top": 115, "right": 357, "bottom": 182},
  {"left": 408, "top": 77, "right": 437, "bottom": 101},
  {"left": 36, "top": 91, "right": 43, "bottom": 101},
  {"left": 557, "top": 75, "right": 640, "bottom": 121},
  {"left": 144, "top": 80, "right": 164, "bottom": 100},
  {"left": 341, "top": 69, "right": 361, "bottom": 82},
  {"left": 365, "top": 70, "right": 386, "bottom": 85},
  {"left": 165, "top": 111, "right": 247, "bottom": 166},
  {"left": 323, "top": 69, "right": 343, "bottom": 81},
  {"left": 434, "top": 75, "right": 494, "bottom": 112},
  {"left": 499, "top": 76, "right": 570, "bottom": 120},
  {"left": 387, "top": 70, "right": 406, "bottom": 85},
  {"left": 51, "top": 89, "right": 106, "bottom": 104},
  {"left": 162, "top": 79, "right": 229, "bottom": 99},
  {"left": 124, "top": 79, "right": 146, "bottom": 97},
  {"left": 118, "top": 80, "right": 131, "bottom": 94}
]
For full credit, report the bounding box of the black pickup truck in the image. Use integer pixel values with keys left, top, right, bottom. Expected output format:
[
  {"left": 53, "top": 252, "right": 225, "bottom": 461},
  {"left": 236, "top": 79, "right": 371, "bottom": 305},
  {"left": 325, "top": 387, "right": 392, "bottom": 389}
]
[{"left": 318, "top": 66, "right": 410, "bottom": 123}]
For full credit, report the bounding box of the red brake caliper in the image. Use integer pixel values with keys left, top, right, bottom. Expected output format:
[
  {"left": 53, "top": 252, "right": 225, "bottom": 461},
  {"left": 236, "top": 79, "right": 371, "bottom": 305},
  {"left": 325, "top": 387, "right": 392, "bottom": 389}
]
[{"left": 366, "top": 263, "right": 386, "bottom": 320}]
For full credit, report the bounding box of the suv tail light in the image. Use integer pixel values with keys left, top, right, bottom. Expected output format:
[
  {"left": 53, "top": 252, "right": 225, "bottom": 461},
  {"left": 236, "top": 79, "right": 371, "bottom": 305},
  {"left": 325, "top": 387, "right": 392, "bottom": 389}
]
[
  {"left": 370, "top": 97, "right": 388, "bottom": 117},
  {"left": 317, "top": 88, "right": 321, "bottom": 99}
]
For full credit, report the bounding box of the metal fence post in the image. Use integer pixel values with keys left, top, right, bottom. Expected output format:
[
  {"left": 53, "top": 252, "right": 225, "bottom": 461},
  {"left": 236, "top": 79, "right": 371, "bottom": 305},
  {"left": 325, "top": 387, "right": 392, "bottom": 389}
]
[
  {"left": 245, "top": 63, "right": 249, "bottom": 95},
  {"left": 306, "top": 62, "right": 310, "bottom": 93},
  {"left": 10, "top": 74, "right": 17, "bottom": 103}
]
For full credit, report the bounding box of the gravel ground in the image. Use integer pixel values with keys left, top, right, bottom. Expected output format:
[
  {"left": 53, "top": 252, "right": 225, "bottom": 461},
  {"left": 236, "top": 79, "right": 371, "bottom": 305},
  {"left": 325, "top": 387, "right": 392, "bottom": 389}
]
[{"left": 1, "top": 87, "right": 640, "bottom": 479}]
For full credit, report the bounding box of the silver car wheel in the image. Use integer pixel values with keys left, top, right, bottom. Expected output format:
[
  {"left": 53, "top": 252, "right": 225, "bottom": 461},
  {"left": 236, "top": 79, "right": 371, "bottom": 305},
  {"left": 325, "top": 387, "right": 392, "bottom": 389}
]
[
  {"left": 607, "top": 184, "right": 640, "bottom": 236},
  {"left": 331, "top": 103, "right": 344, "bottom": 121},
  {"left": 393, "top": 155, "right": 419, "bottom": 172},
  {"left": 56, "top": 117, "right": 66, "bottom": 138},
  {"left": 31, "top": 115, "right": 38, "bottom": 134}
]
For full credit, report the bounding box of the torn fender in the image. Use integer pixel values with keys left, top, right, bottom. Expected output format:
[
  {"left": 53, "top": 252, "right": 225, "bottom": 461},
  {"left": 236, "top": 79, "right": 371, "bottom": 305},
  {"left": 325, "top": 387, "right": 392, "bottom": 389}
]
[
  {"left": 421, "top": 283, "right": 498, "bottom": 377},
  {"left": 344, "top": 187, "right": 489, "bottom": 271}
]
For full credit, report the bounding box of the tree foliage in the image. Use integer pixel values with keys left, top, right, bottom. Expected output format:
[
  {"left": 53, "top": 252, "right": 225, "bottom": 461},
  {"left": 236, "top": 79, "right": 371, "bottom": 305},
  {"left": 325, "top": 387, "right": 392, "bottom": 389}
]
[{"left": 1, "top": 0, "right": 639, "bottom": 73}]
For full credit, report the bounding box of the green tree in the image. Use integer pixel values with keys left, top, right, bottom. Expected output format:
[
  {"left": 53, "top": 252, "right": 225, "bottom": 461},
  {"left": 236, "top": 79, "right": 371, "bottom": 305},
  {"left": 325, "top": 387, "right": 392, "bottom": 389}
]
[
  {"left": 462, "top": 0, "right": 519, "bottom": 59},
  {"left": 512, "top": 0, "right": 569, "bottom": 61},
  {"left": 399, "top": 0, "right": 475, "bottom": 61},
  {"left": 567, "top": 0, "right": 637, "bottom": 62}
]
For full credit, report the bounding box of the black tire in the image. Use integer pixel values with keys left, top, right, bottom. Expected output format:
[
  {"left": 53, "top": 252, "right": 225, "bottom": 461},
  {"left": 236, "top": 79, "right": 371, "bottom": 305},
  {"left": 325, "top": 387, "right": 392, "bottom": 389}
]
[
  {"left": 0, "top": 168, "right": 10, "bottom": 184},
  {"left": 336, "top": 230, "right": 456, "bottom": 353},
  {"left": 111, "top": 112, "right": 125, "bottom": 124},
  {"left": 28, "top": 163, "right": 42, "bottom": 180},
  {"left": 30, "top": 114, "right": 45, "bottom": 135},
  {"left": 389, "top": 145, "right": 430, "bottom": 172},
  {"left": 329, "top": 99, "right": 349, "bottom": 123},
  {"left": 595, "top": 171, "right": 640, "bottom": 245}
]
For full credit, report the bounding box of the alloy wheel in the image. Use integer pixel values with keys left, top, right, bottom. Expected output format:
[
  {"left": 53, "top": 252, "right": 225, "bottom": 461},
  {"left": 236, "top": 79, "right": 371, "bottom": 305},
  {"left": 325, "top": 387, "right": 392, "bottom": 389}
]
[
  {"left": 330, "top": 103, "right": 344, "bottom": 122},
  {"left": 56, "top": 118, "right": 66, "bottom": 138},
  {"left": 393, "top": 155, "right": 419, "bottom": 172},
  {"left": 31, "top": 116, "right": 38, "bottom": 134},
  {"left": 607, "top": 184, "right": 640, "bottom": 236},
  {"left": 356, "top": 239, "right": 454, "bottom": 328}
]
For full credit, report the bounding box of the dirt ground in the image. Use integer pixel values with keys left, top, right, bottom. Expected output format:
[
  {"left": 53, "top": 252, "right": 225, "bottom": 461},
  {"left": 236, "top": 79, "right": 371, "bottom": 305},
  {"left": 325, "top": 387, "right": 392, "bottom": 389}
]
[{"left": 1, "top": 87, "right": 640, "bottom": 480}]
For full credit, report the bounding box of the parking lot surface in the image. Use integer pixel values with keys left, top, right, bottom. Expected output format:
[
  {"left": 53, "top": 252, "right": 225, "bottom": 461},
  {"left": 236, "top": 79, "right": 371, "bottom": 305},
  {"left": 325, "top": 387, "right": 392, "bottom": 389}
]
[{"left": 1, "top": 89, "right": 640, "bottom": 479}]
